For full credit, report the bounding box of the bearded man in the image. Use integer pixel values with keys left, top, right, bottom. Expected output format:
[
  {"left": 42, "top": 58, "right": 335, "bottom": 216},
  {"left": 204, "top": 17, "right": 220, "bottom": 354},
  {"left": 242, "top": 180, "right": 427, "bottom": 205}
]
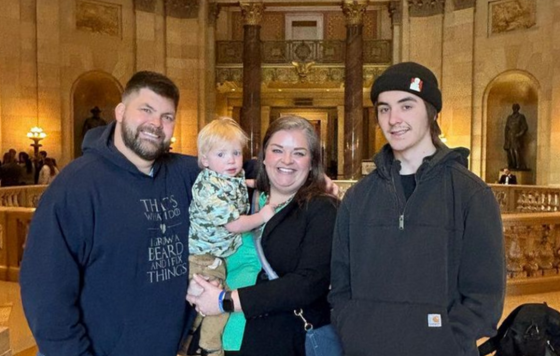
[{"left": 21, "top": 71, "right": 200, "bottom": 356}]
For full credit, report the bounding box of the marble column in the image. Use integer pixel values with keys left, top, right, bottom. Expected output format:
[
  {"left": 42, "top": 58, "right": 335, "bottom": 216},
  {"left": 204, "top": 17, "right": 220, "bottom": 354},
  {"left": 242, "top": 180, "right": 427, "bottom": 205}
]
[
  {"left": 240, "top": 2, "right": 264, "bottom": 158},
  {"left": 202, "top": 3, "right": 220, "bottom": 126},
  {"left": 342, "top": 2, "right": 367, "bottom": 179},
  {"left": 389, "top": 1, "right": 402, "bottom": 63}
]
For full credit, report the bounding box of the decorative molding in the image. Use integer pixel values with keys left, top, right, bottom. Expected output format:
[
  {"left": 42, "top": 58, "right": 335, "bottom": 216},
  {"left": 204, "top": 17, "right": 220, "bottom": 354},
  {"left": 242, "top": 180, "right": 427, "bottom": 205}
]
[
  {"left": 453, "top": 0, "right": 476, "bottom": 10},
  {"left": 134, "top": 0, "right": 156, "bottom": 13},
  {"left": 216, "top": 41, "right": 244, "bottom": 64},
  {"left": 216, "top": 40, "right": 391, "bottom": 65},
  {"left": 292, "top": 61, "right": 316, "bottom": 83},
  {"left": 240, "top": 2, "right": 265, "bottom": 26},
  {"left": 165, "top": 0, "right": 199, "bottom": 19},
  {"left": 489, "top": 0, "right": 536, "bottom": 35},
  {"left": 363, "top": 40, "right": 392, "bottom": 64},
  {"left": 388, "top": 1, "right": 402, "bottom": 25},
  {"left": 216, "top": 65, "right": 389, "bottom": 90},
  {"left": 408, "top": 0, "right": 445, "bottom": 17},
  {"left": 341, "top": 2, "right": 368, "bottom": 26},
  {"left": 76, "top": 0, "right": 121, "bottom": 37},
  {"left": 208, "top": 3, "right": 221, "bottom": 26}
]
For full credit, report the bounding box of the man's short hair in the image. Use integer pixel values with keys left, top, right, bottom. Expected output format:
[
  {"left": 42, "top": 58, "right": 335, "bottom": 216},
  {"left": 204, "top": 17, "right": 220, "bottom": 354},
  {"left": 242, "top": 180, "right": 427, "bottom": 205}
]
[
  {"left": 197, "top": 117, "right": 249, "bottom": 168},
  {"left": 122, "top": 71, "right": 180, "bottom": 109}
]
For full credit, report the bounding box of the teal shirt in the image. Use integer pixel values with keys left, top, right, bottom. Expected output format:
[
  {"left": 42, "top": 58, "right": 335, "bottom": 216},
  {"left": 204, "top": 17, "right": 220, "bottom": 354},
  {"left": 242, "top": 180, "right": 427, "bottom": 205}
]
[
  {"left": 222, "top": 192, "right": 293, "bottom": 351},
  {"left": 222, "top": 231, "right": 262, "bottom": 350}
]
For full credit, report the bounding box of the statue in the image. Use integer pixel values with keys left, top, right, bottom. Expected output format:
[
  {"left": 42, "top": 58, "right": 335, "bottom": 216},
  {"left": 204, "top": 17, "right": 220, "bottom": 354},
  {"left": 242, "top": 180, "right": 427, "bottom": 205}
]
[
  {"left": 503, "top": 103, "right": 528, "bottom": 170},
  {"left": 82, "top": 106, "right": 107, "bottom": 137}
]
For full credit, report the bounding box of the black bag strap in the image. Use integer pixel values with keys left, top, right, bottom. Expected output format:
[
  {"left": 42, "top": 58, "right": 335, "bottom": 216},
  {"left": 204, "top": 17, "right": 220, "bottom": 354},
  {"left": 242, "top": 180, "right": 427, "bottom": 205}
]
[{"left": 478, "top": 304, "right": 528, "bottom": 356}]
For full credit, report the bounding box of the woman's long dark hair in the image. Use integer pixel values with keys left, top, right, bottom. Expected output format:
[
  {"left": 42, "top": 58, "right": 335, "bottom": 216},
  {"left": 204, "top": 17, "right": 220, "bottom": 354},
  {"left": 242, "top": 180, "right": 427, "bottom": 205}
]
[
  {"left": 44, "top": 158, "right": 56, "bottom": 176},
  {"left": 255, "top": 115, "right": 327, "bottom": 205}
]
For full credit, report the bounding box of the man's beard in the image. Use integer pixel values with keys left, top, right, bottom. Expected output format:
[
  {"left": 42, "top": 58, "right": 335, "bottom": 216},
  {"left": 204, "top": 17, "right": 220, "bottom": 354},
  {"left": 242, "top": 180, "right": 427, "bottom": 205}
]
[{"left": 121, "top": 117, "right": 171, "bottom": 161}]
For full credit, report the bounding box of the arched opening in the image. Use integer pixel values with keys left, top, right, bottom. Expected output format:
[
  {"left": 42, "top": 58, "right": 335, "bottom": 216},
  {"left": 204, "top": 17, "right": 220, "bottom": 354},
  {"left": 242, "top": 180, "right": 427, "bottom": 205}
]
[
  {"left": 71, "top": 71, "right": 122, "bottom": 159},
  {"left": 483, "top": 71, "right": 539, "bottom": 184}
]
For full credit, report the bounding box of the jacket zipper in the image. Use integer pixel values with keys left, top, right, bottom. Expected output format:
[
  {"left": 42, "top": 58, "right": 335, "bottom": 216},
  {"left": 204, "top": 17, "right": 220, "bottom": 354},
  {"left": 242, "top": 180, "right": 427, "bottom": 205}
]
[
  {"left": 393, "top": 173, "right": 420, "bottom": 231},
  {"left": 391, "top": 174, "right": 407, "bottom": 231}
]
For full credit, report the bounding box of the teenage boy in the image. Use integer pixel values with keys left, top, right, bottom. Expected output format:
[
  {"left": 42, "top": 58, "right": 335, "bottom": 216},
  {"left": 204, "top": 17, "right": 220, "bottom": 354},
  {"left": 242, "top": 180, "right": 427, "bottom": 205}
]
[{"left": 330, "top": 62, "right": 506, "bottom": 356}]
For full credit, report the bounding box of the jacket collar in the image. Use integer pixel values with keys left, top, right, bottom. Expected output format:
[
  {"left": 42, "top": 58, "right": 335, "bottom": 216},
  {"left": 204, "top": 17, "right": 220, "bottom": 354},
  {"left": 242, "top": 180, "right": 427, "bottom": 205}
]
[{"left": 373, "top": 143, "right": 470, "bottom": 182}]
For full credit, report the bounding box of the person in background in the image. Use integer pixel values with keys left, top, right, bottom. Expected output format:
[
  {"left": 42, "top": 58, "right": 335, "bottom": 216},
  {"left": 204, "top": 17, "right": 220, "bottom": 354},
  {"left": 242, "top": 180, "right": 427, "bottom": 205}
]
[
  {"left": 18, "top": 152, "right": 35, "bottom": 185},
  {"left": 37, "top": 157, "right": 60, "bottom": 185},
  {"left": 0, "top": 151, "right": 23, "bottom": 187},
  {"left": 498, "top": 168, "right": 517, "bottom": 185},
  {"left": 188, "top": 117, "right": 276, "bottom": 356},
  {"left": 187, "top": 115, "right": 338, "bottom": 356},
  {"left": 20, "top": 71, "right": 200, "bottom": 356},
  {"left": 330, "top": 62, "right": 505, "bottom": 356},
  {"left": 34, "top": 150, "right": 47, "bottom": 184}
]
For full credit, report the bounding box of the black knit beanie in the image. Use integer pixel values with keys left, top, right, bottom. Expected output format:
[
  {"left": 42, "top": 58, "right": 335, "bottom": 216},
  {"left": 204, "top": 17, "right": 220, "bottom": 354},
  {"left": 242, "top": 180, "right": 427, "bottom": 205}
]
[{"left": 370, "top": 62, "right": 442, "bottom": 113}]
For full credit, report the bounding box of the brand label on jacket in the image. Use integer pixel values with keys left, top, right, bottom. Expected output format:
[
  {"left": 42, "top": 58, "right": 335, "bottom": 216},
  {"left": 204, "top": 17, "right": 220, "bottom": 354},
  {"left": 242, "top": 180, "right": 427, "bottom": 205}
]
[{"left": 428, "top": 314, "right": 442, "bottom": 327}]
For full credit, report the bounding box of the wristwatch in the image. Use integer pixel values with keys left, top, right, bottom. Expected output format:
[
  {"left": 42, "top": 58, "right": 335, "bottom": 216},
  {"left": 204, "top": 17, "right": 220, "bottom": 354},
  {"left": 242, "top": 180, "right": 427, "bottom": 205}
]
[{"left": 222, "top": 291, "right": 234, "bottom": 312}]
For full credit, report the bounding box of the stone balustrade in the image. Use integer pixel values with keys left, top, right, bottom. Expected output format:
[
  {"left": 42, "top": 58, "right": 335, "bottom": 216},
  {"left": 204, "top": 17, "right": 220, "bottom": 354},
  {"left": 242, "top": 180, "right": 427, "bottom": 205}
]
[
  {"left": 2, "top": 184, "right": 560, "bottom": 294},
  {"left": 0, "top": 185, "right": 46, "bottom": 208},
  {"left": 489, "top": 184, "right": 560, "bottom": 213},
  {"left": 335, "top": 181, "right": 560, "bottom": 214},
  {"left": 0, "top": 207, "right": 35, "bottom": 282}
]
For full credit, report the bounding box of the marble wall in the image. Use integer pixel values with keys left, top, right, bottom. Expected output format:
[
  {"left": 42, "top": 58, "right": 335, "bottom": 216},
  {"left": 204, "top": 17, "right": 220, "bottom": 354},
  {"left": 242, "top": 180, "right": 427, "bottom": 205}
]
[
  {"left": 2, "top": 0, "right": 560, "bottom": 185},
  {"left": 403, "top": 0, "right": 558, "bottom": 185},
  {"left": 0, "top": 0, "right": 209, "bottom": 166}
]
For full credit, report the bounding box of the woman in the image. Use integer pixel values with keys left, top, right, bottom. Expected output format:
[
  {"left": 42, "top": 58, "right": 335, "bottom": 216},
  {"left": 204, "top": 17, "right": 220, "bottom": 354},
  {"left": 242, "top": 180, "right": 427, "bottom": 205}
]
[
  {"left": 187, "top": 116, "right": 338, "bottom": 356},
  {"left": 18, "top": 152, "right": 35, "bottom": 185},
  {"left": 38, "top": 157, "right": 59, "bottom": 185}
]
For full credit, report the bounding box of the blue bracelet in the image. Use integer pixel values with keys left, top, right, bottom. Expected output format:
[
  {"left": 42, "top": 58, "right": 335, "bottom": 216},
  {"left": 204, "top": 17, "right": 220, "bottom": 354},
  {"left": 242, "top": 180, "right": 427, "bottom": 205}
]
[{"left": 218, "top": 290, "right": 226, "bottom": 313}]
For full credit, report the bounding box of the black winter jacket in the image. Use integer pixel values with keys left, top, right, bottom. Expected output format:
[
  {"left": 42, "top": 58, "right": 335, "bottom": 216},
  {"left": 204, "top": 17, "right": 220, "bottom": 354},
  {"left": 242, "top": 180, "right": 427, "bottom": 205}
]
[{"left": 330, "top": 144, "right": 506, "bottom": 356}]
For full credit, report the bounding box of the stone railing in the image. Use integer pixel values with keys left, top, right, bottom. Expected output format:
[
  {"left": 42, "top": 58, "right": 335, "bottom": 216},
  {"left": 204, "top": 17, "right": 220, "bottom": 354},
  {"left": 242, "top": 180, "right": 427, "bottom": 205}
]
[
  {"left": 336, "top": 181, "right": 560, "bottom": 214},
  {"left": 503, "top": 212, "right": 560, "bottom": 294},
  {"left": 0, "top": 207, "right": 35, "bottom": 282},
  {"left": 489, "top": 184, "right": 560, "bottom": 213},
  {"left": 0, "top": 185, "right": 46, "bottom": 208},
  {"left": 503, "top": 213, "right": 560, "bottom": 279},
  {"left": 0, "top": 185, "right": 45, "bottom": 282}
]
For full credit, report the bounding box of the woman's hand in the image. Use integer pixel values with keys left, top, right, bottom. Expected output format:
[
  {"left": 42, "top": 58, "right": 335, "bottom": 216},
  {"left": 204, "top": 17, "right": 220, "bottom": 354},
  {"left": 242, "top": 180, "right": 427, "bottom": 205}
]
[
  {"left": 186, "top": 274, "right": 224, "bottom": 316},
  {"left": 324, "top": 175, "right": 339, "bottom": 197},
  {"left": 245, "top": 179, "right": 256, "bottom": 188}
]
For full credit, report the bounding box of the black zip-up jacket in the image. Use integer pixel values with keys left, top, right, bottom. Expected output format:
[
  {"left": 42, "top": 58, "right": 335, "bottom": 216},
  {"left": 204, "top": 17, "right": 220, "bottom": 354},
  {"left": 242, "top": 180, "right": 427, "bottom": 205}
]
[{"left": 330, "top": 144, "right": 506, "bottom": 356}]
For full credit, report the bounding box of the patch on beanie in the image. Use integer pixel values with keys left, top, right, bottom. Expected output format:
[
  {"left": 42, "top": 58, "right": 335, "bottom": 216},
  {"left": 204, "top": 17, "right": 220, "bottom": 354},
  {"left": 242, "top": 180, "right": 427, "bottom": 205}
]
[{"left": 409, "top": 77, "right": 423, "bottom": 92}]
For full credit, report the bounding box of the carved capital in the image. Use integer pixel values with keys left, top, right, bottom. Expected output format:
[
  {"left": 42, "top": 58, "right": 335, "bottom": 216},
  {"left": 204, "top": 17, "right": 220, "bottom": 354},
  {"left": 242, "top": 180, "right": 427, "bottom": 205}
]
[
  {"left": 408, "top": 0, "right": 445, "bottom": 17},
  {"left": 240, "top": 2, "right": 265, "bottom": 26},
  {"left": 134, "top": 0, "right": 156, "bottom": 13},
  {"left": 388, "top": 1, "right": 402, "bottom": 26},
  {"left": 165, "top": 0, "right": 199, "bottom": 19},
  {"left": 208, "top": 3, "right": 221, "bottom": 26},
  {"left": 341, "top": 2, "right": 368, "bottom": 26}
]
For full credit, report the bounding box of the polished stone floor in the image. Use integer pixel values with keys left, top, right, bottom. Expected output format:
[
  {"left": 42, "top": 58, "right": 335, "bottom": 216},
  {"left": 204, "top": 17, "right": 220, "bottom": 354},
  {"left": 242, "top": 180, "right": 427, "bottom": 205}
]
[{"left": 2, "top": 280, "right": 560, "bottom": 355}]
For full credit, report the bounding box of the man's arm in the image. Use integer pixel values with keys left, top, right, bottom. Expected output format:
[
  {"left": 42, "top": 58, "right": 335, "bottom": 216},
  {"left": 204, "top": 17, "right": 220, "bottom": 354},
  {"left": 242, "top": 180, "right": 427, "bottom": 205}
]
[
  {"left": 448, "top": 187, "right": 506, "bottom": 349},
  {"left": 20, "top": 186, "right": 94, "bottom": 356}
]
